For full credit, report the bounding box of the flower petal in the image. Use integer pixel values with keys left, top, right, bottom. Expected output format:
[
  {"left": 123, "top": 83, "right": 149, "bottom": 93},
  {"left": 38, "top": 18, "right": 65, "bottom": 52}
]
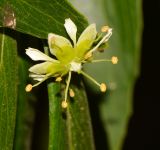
[
  {"left": 64, "top": 18, "right": 77, "bottom": 46},
  {"left": 29, "top": 61, "right": 68, "bottom": 77},
  {"left": 29, "top": 62, "right": 54, "bottom": 74},
  {"left": 29, "top": 74, "right": 46, "bottom": 81},
  {"left": 76, "top": 24, "right": 97, "bottom": 58},
  {"left": 26, "top": 48, "right": 57, "bottom": 62},
  {"left": 48, "top": 33, "right": 74, "bottom": 63}
]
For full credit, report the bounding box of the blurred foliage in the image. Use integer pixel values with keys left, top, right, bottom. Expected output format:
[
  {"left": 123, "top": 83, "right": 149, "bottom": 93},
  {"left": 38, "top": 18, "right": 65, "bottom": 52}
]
[{"left": 69, "top": 0, "right": 143, "bottom": 150}]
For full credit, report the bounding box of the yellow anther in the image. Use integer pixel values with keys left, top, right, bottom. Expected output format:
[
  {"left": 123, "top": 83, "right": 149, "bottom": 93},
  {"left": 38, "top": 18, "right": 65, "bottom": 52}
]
[
  {"left": 101, "top": 26, "right": 109, "bottom": 33},
  {"left": 111, "top": 56, "right": 118, "bottom": 64},
  {"left": 69, "top": 89, "right": 75, "bottom": 97},
  {"left": 84, "top": 51, "right": 92, "bottom": 60},
  {"left": 25, "top": 84, "right": 33, "bottom": 92},
  {"left": 61, "top": 101, "right": 68, "bottom": 108},
  {"left": 100, "top": 83, "right": 107, "bottom": 92},
  {"left": 55, "top": 77, "right": 62, "bottom": 82}
]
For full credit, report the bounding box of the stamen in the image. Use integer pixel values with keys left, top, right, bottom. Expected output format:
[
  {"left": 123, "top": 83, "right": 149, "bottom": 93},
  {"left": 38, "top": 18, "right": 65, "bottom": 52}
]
[
  {"left": 100, "top": 83, "right": 107, "bottom": 92},
  {"left": 84, "top": 51, "right": 92, "bottom": 60},
  {"left": 63, "top": 71, "right": 72, "bottom": 108},
  {"left": 90, "top": 56, "right": 118, "bottom": 64},
  {"left": 111, "top": 56, "right": 118, "bottom": 64},
  {"left": 78, "top": 70, "right": 107, "bottom": 92},
  {"left": 25, "top": 84, "right": 33, "bottom": 92},
  {"left": 61, "top": 101, "right": 68, "bottom": 108},
  {"left": 91, "top": 59, "right": 112, "bottom": 63},
  {"left": 25, "top": 75, "right": 50, "bottom": 92},
  {"left": 32, "top": 77, "right": 48, "bottom": 88},
  {"left": 94, "top": 33, "right": 103, "bottom": 43},
  {"left": 79, "top": 70, "right": 107, "bottom": 92},
  {"left": 55, "top": 76, "right": 62, "bottom": 82},
  {"left": 79, "top": 70, "right": 100, "bottom": 87},
  {"left": 89, "top": 28, "right": 112, "bottom": 53},
  {"left": 69, "top": 88, "right": 75, "bottom": 97},
  {"left": 101, "top": 26, "right": 109, "bottom": 33},
  {"left": 104, "top": 29, "right": 112, "bottom": 42}
]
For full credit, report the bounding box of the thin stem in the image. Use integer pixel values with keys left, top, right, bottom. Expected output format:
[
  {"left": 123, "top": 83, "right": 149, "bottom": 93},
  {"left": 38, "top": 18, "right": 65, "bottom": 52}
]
[
  {"left": 64, "top": 71, "right": 72, "bottom": 102},
  {"left": 91, "top": 59, "right": 111, "bottom": 63},
  {"left": 32, "top": 73, "right": 52, "bottom": 88},
  {"left": 32, "top": 76, "right": 49, "bottom": 87},
  {"left": 89, "top": 28, "right": 112, "bottom": 53},
  {"left": 79, "top": 70, "right": 100, "bottom": 87}
]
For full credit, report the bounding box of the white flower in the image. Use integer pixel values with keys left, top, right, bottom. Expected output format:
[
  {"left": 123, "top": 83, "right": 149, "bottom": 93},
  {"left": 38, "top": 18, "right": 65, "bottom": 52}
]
[{"left": 25, "top": 18, "right": 117, "bottom": 108}]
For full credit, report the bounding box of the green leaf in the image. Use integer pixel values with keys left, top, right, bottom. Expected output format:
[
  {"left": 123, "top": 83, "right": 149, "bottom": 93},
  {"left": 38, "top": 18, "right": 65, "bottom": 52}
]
[
  {"left": 0, "top": 28, "right": 18, "bottom": 150},
  {"left": 69, "top": 0, "right": 143, "bottom": 150},
  {"left": 48, "top": 83, "right": 68, "bottom": 150},
  {"left": 0, "top": 0, "right": 88, "bottom": 39},
  {"left": 67, "top": 82, "right": 95, "bottom": 150},
  {"left": 13, "top": 58, "right": 36, "bottom": 150},
  {"left": 48, "top": 80, "right": 95, "bottom": 150}
]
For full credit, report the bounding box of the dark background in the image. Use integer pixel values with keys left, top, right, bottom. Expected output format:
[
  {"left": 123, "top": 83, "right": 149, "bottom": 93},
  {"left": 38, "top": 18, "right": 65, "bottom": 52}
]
[{"left": 123, "top": 0, "right": 160, "bottom": 150}]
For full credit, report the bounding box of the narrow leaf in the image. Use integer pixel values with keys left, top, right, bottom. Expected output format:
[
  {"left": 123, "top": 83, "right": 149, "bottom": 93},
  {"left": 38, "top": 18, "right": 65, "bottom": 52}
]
[
  {"left": 0, "top": 28, "right": 18, "bottom": 150},
  {"left": 0, "top": 0, "right": 88, "bottom": 39},
  {"left": 48, "top": 83, "right": 68, "bottom": 150},
  {"left": 48, "top": 79, "right": 95, "bottom": 150},
  {"left": 67, "top": 82, "right": 95, "bottom": 150}
]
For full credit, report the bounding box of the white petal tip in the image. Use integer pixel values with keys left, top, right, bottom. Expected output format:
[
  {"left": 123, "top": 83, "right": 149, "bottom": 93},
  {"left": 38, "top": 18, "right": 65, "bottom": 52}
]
[
  {"left": 25, "top": 47, "right": 56, "bottom": 62},
  {"left": 64, "top": 18, "right": 76, "bottom": 29},
  {"left": 64, "top": 18, "right": 74, "bottom": 26},
  {"left": 25, "top": 48, "right": 34, "bottom": 58},
  {"left": 25, "top": 47, "right": 32, "bottom": 52},
  {"left": 64, "top": 18, "right": 77, "bottom": 45}
]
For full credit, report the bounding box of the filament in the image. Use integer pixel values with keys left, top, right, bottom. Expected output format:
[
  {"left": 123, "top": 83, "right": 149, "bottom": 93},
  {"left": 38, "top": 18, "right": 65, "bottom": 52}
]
[
  {"left": 64, "top": 71, "right": 72, "bottom": 102},
  {"left": 79, "top": 70, "right": 100, "bottom": 87}
]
